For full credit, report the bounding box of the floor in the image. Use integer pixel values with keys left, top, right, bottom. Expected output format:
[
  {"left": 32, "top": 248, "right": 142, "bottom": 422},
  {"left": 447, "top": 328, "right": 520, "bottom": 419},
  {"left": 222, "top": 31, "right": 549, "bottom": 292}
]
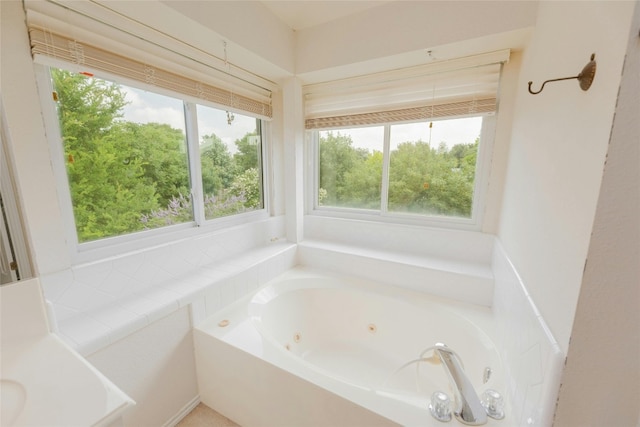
[{"left": 176, "top": 403, "right": 240, "bottom": 427}]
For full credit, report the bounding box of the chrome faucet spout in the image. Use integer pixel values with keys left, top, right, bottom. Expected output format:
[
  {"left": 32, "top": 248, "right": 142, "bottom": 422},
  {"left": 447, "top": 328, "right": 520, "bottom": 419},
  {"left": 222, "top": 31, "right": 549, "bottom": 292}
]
[{"left": 434, "top": 343, "right": 487, "bottom": 426}]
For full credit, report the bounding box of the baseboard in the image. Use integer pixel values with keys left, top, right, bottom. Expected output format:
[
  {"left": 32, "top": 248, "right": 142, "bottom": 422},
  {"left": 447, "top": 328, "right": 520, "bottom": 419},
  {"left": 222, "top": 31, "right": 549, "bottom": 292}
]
[{"left": 163, "top": 395, "right": 201, "bottom": 427}]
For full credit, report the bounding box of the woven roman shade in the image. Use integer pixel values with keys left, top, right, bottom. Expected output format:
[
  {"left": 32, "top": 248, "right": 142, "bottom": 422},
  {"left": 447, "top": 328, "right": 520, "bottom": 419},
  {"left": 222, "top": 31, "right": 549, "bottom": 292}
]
[
  {"left": 304, "top": 50, "right": 509, "bottom": 129},
  {"left": 29, "top": 26, "right": 272, "bottom": 119},
  {"left": 305, "top": 98, "right": 496, "bottom": 129},
  {"left": 26, "top": 0, "right": 274, "bottom": 121}
]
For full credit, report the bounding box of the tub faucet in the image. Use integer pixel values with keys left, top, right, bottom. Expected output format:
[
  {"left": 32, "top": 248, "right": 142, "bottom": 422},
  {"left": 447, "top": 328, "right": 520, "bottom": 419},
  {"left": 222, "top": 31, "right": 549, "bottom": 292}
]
[{"left": 434, "top": 343, "right": 487, "bottom": 425}]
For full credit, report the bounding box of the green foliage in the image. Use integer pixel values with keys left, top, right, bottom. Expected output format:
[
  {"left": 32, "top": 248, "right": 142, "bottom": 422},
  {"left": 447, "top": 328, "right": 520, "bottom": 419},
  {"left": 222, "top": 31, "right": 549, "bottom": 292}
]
[
  {"left": 229, "top": 168, "right": 262, "bottom": 209},
  {"left": 67, "top": 142, "right": 160, "bottom": 241},
  {"left": 319, "top": 132, "right": 369, "bottom": 207},
  {"left": 53, "top": 69, "right": 126, "bottom": 150},
  {"left": 198, "top": 132, "right": 262, "bottom": 220},
  {"left": 341, "top": 150, "right": 383, "bottom": 209},
  {"left": 388, "top": 140, "right": 476, "bottom": 216},
  {"left": 53, "top": 69, "right": 174, "bottom": 242},
  {"left": 52, "top": 68, "right": 265, "bottom": 242},
  {"left": 54, "top": 65, "right": 478, "bottom": 244},
  {"left": 318, "top": 131, "right": 479, "bottom": 218},
  {"left": 234, "top": 131, "right": 261, "bottom": 171},
  {"left": 106, "top": 121, "right": 190, "bottom": 207},
  {"left": 200, "top": 134, "right": 237, "bottom": 196}
]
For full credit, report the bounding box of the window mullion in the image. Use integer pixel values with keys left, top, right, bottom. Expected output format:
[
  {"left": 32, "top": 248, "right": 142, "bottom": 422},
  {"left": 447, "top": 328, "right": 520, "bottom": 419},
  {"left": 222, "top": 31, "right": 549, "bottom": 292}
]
[
  {"left": 257, "top": 119, "right": 268, "bottom": 212},
  {"left": 380, "top": 124, "right": 391, "bottom": 214},
  {"left": 310, "top": 131, "right": 320, "bottom": 211},
  {"left": 184, "top": 102, "right": 205, "bottom": 226}
]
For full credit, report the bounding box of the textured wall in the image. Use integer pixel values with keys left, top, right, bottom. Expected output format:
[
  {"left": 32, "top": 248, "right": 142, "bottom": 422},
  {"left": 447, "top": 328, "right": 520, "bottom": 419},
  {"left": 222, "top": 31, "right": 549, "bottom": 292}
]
[
  {"left": 554, "top": 3, "right": 640, "bottom": 425},
  {"left": 497, "top": 0, "right": 635, "bottom": 351}
]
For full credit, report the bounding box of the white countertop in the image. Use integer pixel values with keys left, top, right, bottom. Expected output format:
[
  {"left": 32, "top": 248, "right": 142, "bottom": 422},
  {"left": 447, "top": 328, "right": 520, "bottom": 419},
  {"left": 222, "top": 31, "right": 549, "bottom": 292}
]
[{"left": 1, "top": 279, "right": 135, "bottom": 426}]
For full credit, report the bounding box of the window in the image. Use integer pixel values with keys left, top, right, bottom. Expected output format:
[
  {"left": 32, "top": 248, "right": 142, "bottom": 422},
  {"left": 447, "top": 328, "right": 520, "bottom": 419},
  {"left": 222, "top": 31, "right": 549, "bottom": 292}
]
[
  {"left": 388, "top": 117, "right": 482, "bottom": 218},
  {"left": 196, "top": 105, "right": 264, "bottom": 221},
  {"left": 311, "top": 115, "right": 490, "bottom": 226},
  {"left": 304, "top": 52, "right": 507, "bottom": 228},
  {"left": 318, "top": 127, "right": 384, "bottom": 210},
  {"left": 43, "top": 66, "right": 266, "bottom": 245}
]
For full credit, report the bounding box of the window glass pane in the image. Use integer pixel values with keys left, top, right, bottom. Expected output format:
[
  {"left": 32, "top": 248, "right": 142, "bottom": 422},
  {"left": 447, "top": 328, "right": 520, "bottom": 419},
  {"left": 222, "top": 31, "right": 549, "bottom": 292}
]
[
  {"left": 196, "top": 105, "right": 263, "bottom": 220},
  {"left": 51, "top": 68, "right": 191, "bottom": 243},
  {"left": 318, "top": 127, "right": 384, "bottom": 209},
  {"left": 388, "top": 117, "right": 482, "bottom": 218}
]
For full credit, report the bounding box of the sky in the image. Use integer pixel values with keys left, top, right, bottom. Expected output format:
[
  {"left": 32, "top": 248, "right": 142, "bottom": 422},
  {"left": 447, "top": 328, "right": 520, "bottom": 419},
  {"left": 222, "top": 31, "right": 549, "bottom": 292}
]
[
  {"left": 120, "top": 83, "right": 481, "bottom": 154},
  {"left": 324, "top": 116, "right": 482, "bottom": 153},
  {"left": 120, "top": 84, "right": 257, "bottom": 152}
]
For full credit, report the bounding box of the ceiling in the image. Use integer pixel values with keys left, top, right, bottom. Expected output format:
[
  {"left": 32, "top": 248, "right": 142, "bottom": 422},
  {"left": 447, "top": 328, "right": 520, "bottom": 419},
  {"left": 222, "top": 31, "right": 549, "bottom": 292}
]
[{"left": 260, "top": 1, "right": 394, "bottom": 30}]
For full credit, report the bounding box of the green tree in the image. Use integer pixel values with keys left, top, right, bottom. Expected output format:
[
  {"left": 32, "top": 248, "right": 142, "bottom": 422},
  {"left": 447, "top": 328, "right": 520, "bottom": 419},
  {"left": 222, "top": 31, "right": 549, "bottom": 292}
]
[
  {"left": 319, "top": 132, "right": 369, "bottom": 206},
  {"left": 229, "top": 167, "right": 262, "bottom": 209},
  {"left": 234, "top": 131, "right": 260, "bottom": 172},
  {"left": 200, "top": 134, "right": 237, "bottom": 196},
  {"left": 52, "top": 69, "right": 191, "bottom": 241},
  {"left": 388, "top": 140, "right": 477, "bottom": 217},
  {"left": 66, "top": 142, "right": 159, "bottom": 241},
  {"left": 107, "top": 121, "right": 190, "bottom": 207},
  {"left": 53, "top": 69, "right": 126, "bottom": 151},
  {"left": 341, "top": 150, "right": 383, "bottom": 209}
]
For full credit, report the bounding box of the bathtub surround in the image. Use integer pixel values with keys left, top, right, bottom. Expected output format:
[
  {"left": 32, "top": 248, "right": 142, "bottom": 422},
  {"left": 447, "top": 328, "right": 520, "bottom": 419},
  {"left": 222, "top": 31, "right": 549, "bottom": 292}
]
[
  {"left": 195, "top": 318, "right": 400, "bottom": 427},
  {"left": 36, "top": 218, "right": 563, "bottom": 426},
  {"left": 40, "top": 216, "right": 294, "bottom": 355},
  {"left": 492, "top": 243, "right": 564, "bottom": 427},
  {"left": 301, "top": 216, "right": 495, "bottom": 306},
  {"left": 294, "top": 230, "right": 563, "bottom": 426},
  {"left": 193, "top": 257, "right": 559, "bottom": 426},
  {"left": 36, "top": 216, "right": 295, "bottom": 426},
  {"left": 194, "top": 268, "right": 505, "bottom": 427}
]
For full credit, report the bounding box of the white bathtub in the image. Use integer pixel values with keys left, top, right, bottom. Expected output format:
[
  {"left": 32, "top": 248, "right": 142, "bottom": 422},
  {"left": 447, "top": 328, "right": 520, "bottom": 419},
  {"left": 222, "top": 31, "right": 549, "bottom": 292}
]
[{"left": 194, "top": 267, "right": 511, "bottom": 426}]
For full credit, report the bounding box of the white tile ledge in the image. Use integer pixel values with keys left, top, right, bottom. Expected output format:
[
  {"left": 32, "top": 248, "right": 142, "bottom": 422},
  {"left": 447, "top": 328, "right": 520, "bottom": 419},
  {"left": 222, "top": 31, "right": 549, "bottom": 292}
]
[
  {"left": 298, "top": 239, "right": 493, "bottom": 278},
  {"left": 53, "top": 242, "right": 296, "bottom": 356},
  {"left": 297, "top": 239, "right": 494, "bottom": 306}
]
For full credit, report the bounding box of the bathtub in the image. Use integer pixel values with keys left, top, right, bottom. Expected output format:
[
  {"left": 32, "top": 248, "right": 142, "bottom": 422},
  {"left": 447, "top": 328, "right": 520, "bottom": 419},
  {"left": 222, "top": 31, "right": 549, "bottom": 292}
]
[{"left": 194, "top": 267, "right": 511, "bottom": 426}]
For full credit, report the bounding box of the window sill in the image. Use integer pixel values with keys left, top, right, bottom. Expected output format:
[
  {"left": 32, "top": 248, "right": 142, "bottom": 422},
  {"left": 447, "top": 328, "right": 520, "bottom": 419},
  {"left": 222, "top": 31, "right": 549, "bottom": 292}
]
[{"left": 308, "top": 208, "right": 482, "bottom": 232}]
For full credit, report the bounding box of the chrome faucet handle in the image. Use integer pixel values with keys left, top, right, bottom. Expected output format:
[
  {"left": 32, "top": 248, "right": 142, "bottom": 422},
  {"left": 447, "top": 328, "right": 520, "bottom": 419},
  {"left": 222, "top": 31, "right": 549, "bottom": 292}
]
[
  {"left": 481, "top": 389, "right": 505, "bottom": 420},
  {"left": 434, "top": 343, "right": 487, "bottom": 426}
]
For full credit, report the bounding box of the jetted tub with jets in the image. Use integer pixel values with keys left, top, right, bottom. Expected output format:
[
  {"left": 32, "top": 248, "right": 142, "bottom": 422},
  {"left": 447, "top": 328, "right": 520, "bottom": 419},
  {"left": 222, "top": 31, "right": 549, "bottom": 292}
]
[{"left": 193, "top": 267, "right": 510, "bottom": 426}]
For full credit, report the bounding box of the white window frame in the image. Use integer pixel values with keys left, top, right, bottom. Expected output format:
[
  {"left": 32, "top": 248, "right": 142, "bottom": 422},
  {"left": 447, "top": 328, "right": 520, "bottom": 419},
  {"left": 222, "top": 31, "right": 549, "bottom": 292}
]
[
  {"left": 306, "top": 113, "right": 496, "bottom": 231},
  {"left": 35, "top": 64, "right": 270, "bottom": 264}
]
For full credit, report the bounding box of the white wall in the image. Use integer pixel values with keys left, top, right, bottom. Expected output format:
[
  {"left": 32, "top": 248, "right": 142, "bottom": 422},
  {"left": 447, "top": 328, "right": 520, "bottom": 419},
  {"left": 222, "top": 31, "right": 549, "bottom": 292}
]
[
  {"left": 161, "top": 0, "right": 296, "bottom": 81},
  {"left": 554, "top": 3, "right": 640, "bottom": 425},
  {"left": 497, "top": 0, "right": 634, "bottom": 352},
  {"left": 296, "top": 1, "right": 537, "bottom": 77},
  {"left": 485, "top": 50, "right": 524, "bottom": 234}
]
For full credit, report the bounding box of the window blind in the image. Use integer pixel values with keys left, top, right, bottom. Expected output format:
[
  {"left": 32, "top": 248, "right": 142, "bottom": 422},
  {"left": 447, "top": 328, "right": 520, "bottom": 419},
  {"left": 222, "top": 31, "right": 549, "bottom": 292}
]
[
  {"left": 29, "top": 26, "right": 272, "bottom": 118},
  {"left": 305, "top": 98, "right": 496, "bottom": 130},
  {"left": 304, "top": 50, "right": 509, "bottom": 129}
]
